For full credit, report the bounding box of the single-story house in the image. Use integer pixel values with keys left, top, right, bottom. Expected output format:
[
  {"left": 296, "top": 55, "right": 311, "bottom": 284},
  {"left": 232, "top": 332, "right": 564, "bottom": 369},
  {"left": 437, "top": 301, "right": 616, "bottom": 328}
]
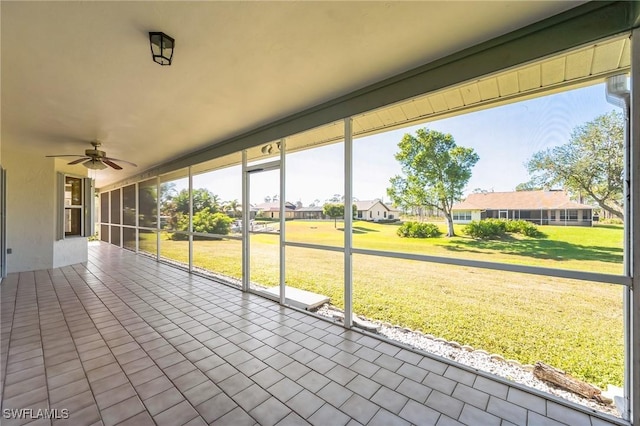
[
  {"left": 451, "top": 190, "right": 595, "bottom": 226},
  {"left": 355, "top": 200, "right": 396, "bottom": 221},
  {"left": 254, "top": 201, "right": 296, "bottom": 219}
]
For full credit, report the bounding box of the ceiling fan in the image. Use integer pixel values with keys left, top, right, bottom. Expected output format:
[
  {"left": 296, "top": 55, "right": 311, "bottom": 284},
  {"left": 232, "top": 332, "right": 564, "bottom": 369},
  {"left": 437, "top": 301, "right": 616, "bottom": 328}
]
[{"left": 46, "top": 141, "right": 137, "bottom": 170}]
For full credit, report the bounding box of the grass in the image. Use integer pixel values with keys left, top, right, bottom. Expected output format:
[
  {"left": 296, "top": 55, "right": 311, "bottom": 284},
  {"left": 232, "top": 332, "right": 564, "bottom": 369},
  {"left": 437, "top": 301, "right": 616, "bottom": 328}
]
[{"left": 139, "top": 221, "right": 624, "bottom": 388}]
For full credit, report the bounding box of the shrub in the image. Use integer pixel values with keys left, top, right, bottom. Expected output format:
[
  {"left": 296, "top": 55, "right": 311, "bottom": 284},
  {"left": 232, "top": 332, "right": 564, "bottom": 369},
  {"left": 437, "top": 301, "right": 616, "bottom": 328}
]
[
  {"left": 171, "top": 211, "right": 233, "bottom": 240},
  {"left": 376, "top": 219, "right": 400, "bottom": 224},
  {"left": 464, "top": 218, "right": 543, "bottom": 239},
  {"left": 397, "top": 221, "right": 441, "bottom": 238},
  {"left": 599, "top": 217, "right": 623, "bottom": 225},
  {"left": 463, "top": 219, "right": 506, "bottom": 239},
  {"left": 505, "top": 219, "right": 543, "bottom": 237}
]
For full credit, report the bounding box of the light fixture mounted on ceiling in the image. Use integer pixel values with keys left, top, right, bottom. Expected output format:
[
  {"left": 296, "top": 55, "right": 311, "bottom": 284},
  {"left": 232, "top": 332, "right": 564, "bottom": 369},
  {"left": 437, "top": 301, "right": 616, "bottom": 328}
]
[
  {"left": 149, "top": 32, "right": 175, "bottom": 66},
  {"left": 46, "top": 141, "right": 137, "bottom": 171},
  {"left": 83, "top": 159, "right": 108, "bottom": 170}
]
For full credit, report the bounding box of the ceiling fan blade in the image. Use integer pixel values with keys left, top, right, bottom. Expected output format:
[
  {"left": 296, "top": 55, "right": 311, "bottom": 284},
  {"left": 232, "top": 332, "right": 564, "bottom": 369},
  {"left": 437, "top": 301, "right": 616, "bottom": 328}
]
[
  {"left": 68, "top": 157, "right": 90, "bottom": 165},
  {"left": 45, "top": 154, "right": 86, "bottom": 158},
  {"left": 103, "top": 157, "right": 137, "bottom": 167},
  {"left": 103, "top": 159, "right": 123, "bottom": 170}
]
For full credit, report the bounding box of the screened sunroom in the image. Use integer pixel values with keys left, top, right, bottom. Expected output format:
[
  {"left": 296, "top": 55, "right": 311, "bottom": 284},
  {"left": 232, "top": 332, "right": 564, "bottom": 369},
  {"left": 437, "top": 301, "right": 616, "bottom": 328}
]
[{"left": 2, "top": 2, "right": 640, "bottom": 425}]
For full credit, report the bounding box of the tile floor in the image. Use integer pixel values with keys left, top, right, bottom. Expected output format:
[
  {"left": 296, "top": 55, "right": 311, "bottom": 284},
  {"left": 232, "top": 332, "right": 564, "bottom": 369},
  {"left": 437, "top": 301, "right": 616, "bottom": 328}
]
[{"left": 0, "top": 243, "right": 625, "bottom": 426}]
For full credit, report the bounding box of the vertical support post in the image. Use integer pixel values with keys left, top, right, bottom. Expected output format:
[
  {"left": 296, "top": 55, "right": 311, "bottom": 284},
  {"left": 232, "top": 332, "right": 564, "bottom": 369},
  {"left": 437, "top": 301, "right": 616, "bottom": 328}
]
[
  {"left": 622, "top": 75, "right": 633, "bottom": 422},
  {"left": 135, "top": 182, "right": 139, "bottom": 253},
  {"left": 629, "top": 28, "right": 640, "bottom": 426},
  {"left": 344, "top": 118, "right": 354, "bottom": 329},
  {"left": 156, "top": 176, "right": 161, "bottom": 262},
  {"left": 607, "top": 49, "right": 637, "bottom": 424},
  {"left": 242, "top": 150, "right": 250, "bottom": 292},
  {"left": 188, "top": 166, "right": 193, "bottom": 273},
  {"left": 279, "top": 139, "right": 286, "bottom": 305},
  {"left": 107, "top": 187, "right": 111, "bottom": 244},
  {"left": 120, "top": 186, "right": 123, "bottom": 247},
  {"left": 1, "top": 168, "right": 6, "bottom": 278}
]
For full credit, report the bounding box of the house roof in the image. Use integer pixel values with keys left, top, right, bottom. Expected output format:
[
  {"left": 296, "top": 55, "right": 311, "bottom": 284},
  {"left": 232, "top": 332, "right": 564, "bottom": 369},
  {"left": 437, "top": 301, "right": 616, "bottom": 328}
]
[
  {"left": 295, "top": 206, "right": 324, "bottom": 212},
  {"left": 354, "top": 200, "right": 389, "bottom": 212},
  {"left": 452, "top": 190, "right": 594, "bottom": 211},
  {"left": 255, "top": 202, "right": 296, "bottom": 211}
]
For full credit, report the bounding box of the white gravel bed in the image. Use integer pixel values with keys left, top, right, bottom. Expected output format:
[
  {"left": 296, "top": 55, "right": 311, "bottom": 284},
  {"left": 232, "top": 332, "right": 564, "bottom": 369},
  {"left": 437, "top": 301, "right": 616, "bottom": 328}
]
[{"left": 316, "top": 304, "right": 619, "bottom": 418}]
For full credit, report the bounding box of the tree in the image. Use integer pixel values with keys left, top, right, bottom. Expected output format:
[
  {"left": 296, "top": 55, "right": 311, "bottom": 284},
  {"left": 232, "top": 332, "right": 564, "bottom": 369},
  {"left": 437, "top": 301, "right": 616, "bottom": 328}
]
[
  {"left": 322, "top": 203, "right": 357, "bottom": 228},
  {"left": 515, "top": 181, "right": 541, "bottom": 192},
  {"left": 160, "top": 187, "right": 226, "bottom": 233},
  {"left": 171, "top": 188, "right": 221, "bottom": 216},
  {"left": 224, "top": 199, "right": 241, "bottom": 218},
  {"left": 526, "top": 111, "right": 624, "bottom": 219},
  {"left": 160, "top": 182, "right": 177, "bottom": 204},
  {"left": 138, "top": 185, "right": 157, "bottom": 228},
  {"left": 387, "top": 128, "right": 479, "bottom": 237}
]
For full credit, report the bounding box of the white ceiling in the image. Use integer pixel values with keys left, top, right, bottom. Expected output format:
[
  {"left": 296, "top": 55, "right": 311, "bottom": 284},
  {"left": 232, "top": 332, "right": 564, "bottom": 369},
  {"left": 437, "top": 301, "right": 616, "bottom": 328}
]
[{"left": 1, "top": 1, "right": 585, "bottom": 187}]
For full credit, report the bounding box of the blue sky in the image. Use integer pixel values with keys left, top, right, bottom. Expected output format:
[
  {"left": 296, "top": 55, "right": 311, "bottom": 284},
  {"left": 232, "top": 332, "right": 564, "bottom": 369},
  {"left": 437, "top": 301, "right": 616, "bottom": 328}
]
[{"left": 185, "top": 82, "right": 618, "bottom": 206}]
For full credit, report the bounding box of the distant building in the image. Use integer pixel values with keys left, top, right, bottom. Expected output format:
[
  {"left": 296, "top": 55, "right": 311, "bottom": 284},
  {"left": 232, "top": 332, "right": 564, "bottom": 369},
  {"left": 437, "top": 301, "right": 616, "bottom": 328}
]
[
  {"left": 354, "top": 200, "right": 398, "bottom": 222},
  {"left": 254, "top": 202, "right": 296, "bottom": 219},
  {"left": 293, "top": 206, "right": 325, "bottom": 220},
  {"left": 451, "top": 190, "right": 595, "bottom": 226},
  {"left": 255, "top": 199, "right": 402, "bottom": 221}
]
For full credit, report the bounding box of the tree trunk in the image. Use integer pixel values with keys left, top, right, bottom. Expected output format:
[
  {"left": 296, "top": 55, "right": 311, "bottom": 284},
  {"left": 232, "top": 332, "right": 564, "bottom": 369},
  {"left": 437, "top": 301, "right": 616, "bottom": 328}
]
[
  {"left": 533, "top": 362, "right": 612, "bottom": 404},
  {"left": 445, "top": 214, "right": 455, "bottom": 237},
  {"left": 597, "top": 201, "right": 624, "bottom": 220}
]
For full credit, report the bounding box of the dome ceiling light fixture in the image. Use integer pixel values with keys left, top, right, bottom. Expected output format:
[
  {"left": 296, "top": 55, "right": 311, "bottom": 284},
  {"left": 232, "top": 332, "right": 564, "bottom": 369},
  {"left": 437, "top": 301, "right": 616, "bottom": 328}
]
[{"left": 149, "top": 32, "right": 175, "bottom": 66}]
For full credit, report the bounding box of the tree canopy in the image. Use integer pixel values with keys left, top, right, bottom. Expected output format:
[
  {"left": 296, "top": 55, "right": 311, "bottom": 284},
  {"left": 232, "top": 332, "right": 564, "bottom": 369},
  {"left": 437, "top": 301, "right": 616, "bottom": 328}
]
[
  {"left": 386, "top": 128, "right": 479, "bottom": 237},
  {"left": 171, "top": 188, "right": 222, "bottom": 216},
  {"left": 515, "top": 181, "right": 542, "bottom": 192},
  {"left": 160, "top": 187, "right": 232, "bottom": 238},
  {"left": 322, "top": 203, "right": 357, "bottom": 228},
  {"left": 525, "top": 111, "right": 624, "bottom": 219}
]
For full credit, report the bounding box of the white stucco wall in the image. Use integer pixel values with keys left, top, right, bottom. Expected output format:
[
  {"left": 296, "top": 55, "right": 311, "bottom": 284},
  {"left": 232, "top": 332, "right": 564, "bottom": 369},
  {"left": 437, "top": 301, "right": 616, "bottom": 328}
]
[
  {"left": 53, "top": 236, "right": 88, "bottom": 268},
  {"left": 3, "top": 147, "right": 88, "bottom": 273}
]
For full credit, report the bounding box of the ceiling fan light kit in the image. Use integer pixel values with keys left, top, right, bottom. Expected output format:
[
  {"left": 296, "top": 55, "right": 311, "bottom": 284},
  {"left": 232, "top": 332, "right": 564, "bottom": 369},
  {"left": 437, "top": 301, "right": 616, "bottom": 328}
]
[
  {"left": 83, "top": 159, "right": 108, "bottom": 170},
  {"left": 149, "top": 32, "right": 174, "bottom": 66}
]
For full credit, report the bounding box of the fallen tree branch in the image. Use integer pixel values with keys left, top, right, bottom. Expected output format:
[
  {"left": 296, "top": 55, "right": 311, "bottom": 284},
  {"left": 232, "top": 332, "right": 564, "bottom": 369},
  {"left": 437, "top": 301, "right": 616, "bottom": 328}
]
[{"left": 533, "top": 361, "right": 612, "bottom": 404}]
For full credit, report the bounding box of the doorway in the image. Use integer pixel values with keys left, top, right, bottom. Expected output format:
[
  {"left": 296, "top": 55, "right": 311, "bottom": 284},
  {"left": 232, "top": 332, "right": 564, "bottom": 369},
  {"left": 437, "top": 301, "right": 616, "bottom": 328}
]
[
  {"left": 1, "top": 167, "right": 6, "bottom": 280},
  {"left": 245, "top": 161, "right": 281, "bottom": 300}
]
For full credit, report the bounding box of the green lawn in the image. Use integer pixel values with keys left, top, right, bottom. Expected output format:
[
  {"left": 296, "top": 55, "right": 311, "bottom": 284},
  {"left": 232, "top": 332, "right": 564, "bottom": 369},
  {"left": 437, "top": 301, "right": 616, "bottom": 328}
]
[{"left": 143, "top": 221, "right": 624, "bottom": 388}]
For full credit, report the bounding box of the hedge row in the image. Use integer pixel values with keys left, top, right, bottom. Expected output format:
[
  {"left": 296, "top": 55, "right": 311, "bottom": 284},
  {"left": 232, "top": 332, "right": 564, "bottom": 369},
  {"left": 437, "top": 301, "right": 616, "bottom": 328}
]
[{"left": 463, "top": 218, "right": 543, "bottom": 239}]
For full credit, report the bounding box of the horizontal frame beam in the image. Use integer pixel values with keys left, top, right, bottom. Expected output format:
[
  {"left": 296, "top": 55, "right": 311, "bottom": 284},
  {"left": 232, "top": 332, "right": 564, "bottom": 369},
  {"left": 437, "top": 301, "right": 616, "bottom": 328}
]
[{"left": 352, "top": 248, "right": 632, "bottom": 286}]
